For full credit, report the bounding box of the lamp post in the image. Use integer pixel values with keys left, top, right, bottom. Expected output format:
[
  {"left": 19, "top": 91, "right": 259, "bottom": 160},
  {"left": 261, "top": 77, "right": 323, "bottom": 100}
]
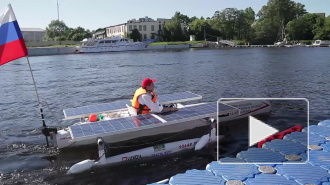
[
  {"left": 57, "top": 0, "right": 59, "bottom": 21},
  {"left": 204, "top": 25, "right": 206, "bottom": 41}
]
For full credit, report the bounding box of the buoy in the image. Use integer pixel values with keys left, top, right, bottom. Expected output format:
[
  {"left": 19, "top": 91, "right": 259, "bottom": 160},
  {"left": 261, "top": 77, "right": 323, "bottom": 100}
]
[
  {"left": 67, "top": 159, "right": 94, "bottom": 174},
  {"left": 89, "top": 114, "right": 97, "bottom": 122},
  {"left": 195, "top": 134, "right": 210, "bottom": 150},
  {"left": 97, "top": 114, "right": 104, "bottom": 121}
]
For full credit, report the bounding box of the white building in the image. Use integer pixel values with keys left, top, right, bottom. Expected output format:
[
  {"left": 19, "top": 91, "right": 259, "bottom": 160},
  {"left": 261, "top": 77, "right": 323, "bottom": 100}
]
[
  {"left": 21, "top": 28, "right": 46, "bottom": 42},
  {"left": 106, "top": 16, "right": 172, "bottom": 41}
]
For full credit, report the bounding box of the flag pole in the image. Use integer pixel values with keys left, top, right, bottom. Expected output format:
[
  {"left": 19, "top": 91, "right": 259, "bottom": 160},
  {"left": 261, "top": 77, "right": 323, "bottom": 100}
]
[{"left": 26, "top": 56, "right": 50, "bottom": 147}]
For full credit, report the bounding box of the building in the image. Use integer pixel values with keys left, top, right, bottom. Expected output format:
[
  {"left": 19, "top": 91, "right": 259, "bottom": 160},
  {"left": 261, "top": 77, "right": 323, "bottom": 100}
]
[
  {"left": 21, "top": 28, "right": 45, "bottom": 42},
  {"left": 93, "top": 29, "right": 106, "bottom": 39},
  {"left": 106, "top": 16, "right": 172, "bottom": 41}
]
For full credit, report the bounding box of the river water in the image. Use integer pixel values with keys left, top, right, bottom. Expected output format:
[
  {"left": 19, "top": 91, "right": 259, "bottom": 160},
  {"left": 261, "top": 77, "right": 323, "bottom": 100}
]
[{"left": 0, "top": 47, "right": 329, "bottom": 184}]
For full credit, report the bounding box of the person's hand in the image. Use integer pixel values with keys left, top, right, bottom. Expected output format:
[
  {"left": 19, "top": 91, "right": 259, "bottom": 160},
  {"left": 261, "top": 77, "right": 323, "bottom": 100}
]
[{"left": 171, "top": 107, "right": 179, "bottom": 112}]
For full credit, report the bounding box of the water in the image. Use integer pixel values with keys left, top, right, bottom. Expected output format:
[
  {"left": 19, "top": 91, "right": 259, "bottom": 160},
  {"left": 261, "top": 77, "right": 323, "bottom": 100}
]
[{"left": 0, "top": 47, "right": 329, "bottom": 184}]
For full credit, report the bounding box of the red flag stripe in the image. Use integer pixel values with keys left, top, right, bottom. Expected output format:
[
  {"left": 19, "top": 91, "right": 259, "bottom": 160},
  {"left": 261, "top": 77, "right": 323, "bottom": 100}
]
[{"left": 0, "top": 38, "right": 28, "bottom": 66}]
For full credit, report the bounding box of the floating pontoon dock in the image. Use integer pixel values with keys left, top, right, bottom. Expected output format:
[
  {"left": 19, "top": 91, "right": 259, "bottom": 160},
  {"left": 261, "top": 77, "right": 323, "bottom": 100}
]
[{"left": 150, "top": 120, "right": 330, "bottom": 185}]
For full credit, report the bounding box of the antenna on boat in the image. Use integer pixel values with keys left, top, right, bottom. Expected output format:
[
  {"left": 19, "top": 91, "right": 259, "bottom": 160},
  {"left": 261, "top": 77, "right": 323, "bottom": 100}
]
[{"left": 26, "top": 57, "right": 56, "bottom": 147}]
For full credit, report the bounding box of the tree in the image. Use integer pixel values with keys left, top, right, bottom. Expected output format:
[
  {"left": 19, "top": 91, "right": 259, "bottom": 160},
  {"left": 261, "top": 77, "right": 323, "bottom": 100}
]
[
  {"left": 130, "top": 29, "right": 141, "bottom": 42},
  {"left": 164, "top": 12, "right": 187, "bottom": 41},
  {"left": 286, "top": 13, "right": 323, "bottom": 40},
  {"left": 253, "top": 0, "right": 307, "bottom": 44},
  {"left": 189, "top": 18, "right": 210, "bottom": 40},
  {"left": 209, "top": 8, "right": 254, "bottom": 41},
  {"left": 190, "top": 16, "right": 198, "bottom": 23},
  {"left": 66, "top": 27, "right": 92, "bottom": 41},
  {"left": 178, "top": 13, "right": 191, "bottom": 28},
  {"left": 44, "top": 20, "right": 69, "bottom": 41}
]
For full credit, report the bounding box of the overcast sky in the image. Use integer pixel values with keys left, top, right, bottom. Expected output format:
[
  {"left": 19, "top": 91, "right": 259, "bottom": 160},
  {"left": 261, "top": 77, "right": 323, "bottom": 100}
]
[{"left": 1, "top": 0, "right": 329, "bottom": 31}]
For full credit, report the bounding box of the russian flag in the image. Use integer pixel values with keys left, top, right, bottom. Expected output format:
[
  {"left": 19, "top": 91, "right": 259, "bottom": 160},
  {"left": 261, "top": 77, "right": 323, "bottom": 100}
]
[{"left": 0, "top": 4, "right": 27, "bottom": 66}]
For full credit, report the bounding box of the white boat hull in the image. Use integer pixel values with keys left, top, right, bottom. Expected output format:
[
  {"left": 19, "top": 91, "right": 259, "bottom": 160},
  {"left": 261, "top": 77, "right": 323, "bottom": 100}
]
[{"left": 312, "top": 40, "right": 330, "bottom": 46}]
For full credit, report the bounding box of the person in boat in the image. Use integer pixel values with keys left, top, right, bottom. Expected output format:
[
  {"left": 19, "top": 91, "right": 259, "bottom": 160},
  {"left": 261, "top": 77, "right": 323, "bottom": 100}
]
[{"left": 132, "top": 78, "right": 179, "bottom": 115}]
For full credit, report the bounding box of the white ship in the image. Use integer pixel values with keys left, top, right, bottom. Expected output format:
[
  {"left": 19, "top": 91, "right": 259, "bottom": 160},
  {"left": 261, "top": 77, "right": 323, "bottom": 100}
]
[
  {"left": 78, "top": 37, "right": 148, "bottom": 53},
  {"left": 312, "top": 40, "right": 330, "bottom": 47}
]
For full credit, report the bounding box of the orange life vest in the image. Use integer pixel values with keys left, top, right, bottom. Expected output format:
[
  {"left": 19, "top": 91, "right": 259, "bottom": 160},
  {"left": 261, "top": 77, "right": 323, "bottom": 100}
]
[{"left": 132, "top": 87, "right": 157, "bottom": 115}]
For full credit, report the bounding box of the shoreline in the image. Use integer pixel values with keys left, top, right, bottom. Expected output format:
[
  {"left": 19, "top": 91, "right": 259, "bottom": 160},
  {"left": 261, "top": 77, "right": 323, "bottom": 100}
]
[
  {"left": 27, "top": 44, "right": 190, "bottom": 56},
  {"left": 27, "top": 44, "right": 330, "bottom": 57}
]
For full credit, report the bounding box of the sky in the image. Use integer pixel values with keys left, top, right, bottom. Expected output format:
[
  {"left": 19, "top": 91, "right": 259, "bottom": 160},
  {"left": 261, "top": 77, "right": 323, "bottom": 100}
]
[{"left": 0, "top": 0, "right": 329, "bottom": 31}]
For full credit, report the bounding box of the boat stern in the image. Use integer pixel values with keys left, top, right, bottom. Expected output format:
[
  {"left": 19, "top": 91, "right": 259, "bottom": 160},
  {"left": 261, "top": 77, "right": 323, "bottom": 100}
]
[{"left": 53, "top": 129, "right": 74, "bottom": 149}]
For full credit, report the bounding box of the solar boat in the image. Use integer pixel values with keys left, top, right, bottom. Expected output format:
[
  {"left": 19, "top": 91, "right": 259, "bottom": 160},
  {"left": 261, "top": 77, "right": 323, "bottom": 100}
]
[{"left": 51, "top": 92, "right": 271, "bottom": 150}]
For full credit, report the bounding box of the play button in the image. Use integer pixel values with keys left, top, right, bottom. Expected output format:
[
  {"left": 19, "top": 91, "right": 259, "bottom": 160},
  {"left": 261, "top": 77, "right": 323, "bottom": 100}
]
[{"left": 249, "top": 116, "right": 278, "bottom": 147}]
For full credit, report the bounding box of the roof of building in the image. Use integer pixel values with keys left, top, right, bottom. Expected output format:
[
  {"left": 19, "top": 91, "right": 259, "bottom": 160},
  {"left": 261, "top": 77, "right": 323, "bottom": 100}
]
[
  {"left": 21, "top": 28, "right": 45, "bottom": 32},
  {"left": 106, "top": 17, "right": 172, "bottom": 28},
  {"left": 94, "top": 30, "right": 106, "bottom": 35},
  {"left": 106, "top": 23, "right": 127, "bottom": 28}
]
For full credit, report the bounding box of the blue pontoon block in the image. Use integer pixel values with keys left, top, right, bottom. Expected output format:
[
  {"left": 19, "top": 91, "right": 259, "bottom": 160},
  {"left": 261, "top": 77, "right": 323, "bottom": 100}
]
[
  {"left": 276, "top": 163, "right": 330, "bottom": 185},
  {"left": 245, "top": 173, "right": 299, "bottom": 185},
  {"left": 262, "top": 139, "right": 307, "bottom": 156},
  {"left": 237, "top": 148, "right": 286, "bottom": 163},
  {"left": 206, "top": 161, "right": 259, "bottom": 181},
  {"left": 169, "top": 169, "right": 226, "bottom": 185}
]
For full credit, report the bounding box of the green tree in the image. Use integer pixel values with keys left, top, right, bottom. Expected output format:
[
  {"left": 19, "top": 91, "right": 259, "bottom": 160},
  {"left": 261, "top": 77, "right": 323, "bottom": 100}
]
[
  {"left": 66, "top": 27, "right": 92, "bottom": 41},
  {"left": 286, "top": 13, "right": 324, "bottom": 40},
  {"left": 190, "top": 16, "right": 198, "bottom": 23},
  {"left": 210, "top": 8, "right": 254, "bottom": 41},
  {"left": 253, "top": 0, "right": 307, "bottom": 44},
  {"left": 44, "top": 20, "right": 69, "bottom": 41},
  {"left": 313, "top": 15, "right": 328, "bottom": 39},
  {"left": 164, "top": 12, "right": 187, "bottom": 41},
  {"left": 323, "top": 15, "right": 330, "bottom": 39},
  {"left": 130, "top": 29, "right": 141, "bottom": 42},
  {"left": 189, "top": 18, "right": 210, "bottom": 40},
  {"left": 243, "top": 7, "right": 256, "bottom": 41}
]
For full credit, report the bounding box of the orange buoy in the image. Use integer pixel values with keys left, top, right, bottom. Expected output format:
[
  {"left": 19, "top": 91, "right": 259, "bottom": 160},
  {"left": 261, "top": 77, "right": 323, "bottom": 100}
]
[{"left": 89, "top": 114, "right": 97, "bottom": 122}]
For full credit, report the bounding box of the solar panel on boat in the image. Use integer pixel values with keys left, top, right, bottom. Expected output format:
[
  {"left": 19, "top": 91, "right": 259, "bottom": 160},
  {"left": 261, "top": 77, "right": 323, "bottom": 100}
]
[
  {"left": 70, "top": 102, "right": 236, "bottom": 141},
  {"left": 70, "top": 114, "right": 162, "bottom": 139},
  {"left": 63, "top": 91, "right": 202, "bottom": 120}
]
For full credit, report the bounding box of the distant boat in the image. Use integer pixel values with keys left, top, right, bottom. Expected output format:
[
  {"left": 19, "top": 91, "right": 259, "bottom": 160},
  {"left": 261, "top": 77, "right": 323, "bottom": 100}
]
[
  {"left": 274, "top": 41, "right": 287, "bottom": 47},
  {"left": 78, "top": 37, "right": 148, "bottom": 53},
  {"left": 312, "top": 40, "right": 330, "bottom": 47},
  {"left": 292, "top": 43, "right": 306, "bottom": 47}
]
